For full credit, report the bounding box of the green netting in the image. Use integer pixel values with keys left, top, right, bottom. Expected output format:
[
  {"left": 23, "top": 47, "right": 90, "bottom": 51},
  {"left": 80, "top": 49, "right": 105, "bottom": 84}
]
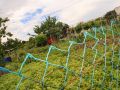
[{"left": 0, "top": 21, "right": 120, "bottom": 90}]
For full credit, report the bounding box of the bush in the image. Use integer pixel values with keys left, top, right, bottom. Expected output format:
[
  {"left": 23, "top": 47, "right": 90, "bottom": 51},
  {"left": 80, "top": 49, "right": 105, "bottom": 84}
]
[
  {"left": 27, "top": 37, "right": 35, "bottom": 49},
  {"left": 18, "top": 49, "right": 26, "bottom": 56},
  {"left": 16, "top": 49, "right": 26, "bottom": 62},
  {"left": 35, "top": 34, "right": 47, "bottom": 47}
]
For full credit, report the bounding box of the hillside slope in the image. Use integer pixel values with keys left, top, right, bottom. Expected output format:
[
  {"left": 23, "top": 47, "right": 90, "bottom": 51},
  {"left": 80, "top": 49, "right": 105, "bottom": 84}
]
[{"left": 0, "top": 26, "right": 120, "bottom": 90}]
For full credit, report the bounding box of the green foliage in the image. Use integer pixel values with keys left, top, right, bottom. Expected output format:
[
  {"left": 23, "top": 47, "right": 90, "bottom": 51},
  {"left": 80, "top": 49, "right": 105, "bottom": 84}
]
[
  {"left": 27, "top": 37, "right": 35, "bottom": 49},
  {"left": 0, "top": 45, "right": 5, "bottom": 67},
  {"left": 18, "top": 49, "right": 26, "bottom": 57},
  {"left": 0, "top": 30, "right": 120, "bottom": 89},
  {"left": 34, "top": 16, "right": 69, "bottom": 39},
  {"left": 104, "top": 10, "right": 117, "bottom": 20},
  {"left": 74, "top": 17, "right": 106, "bottom": 33},
  {"left": 0, "top": 11, "right": 120, "bottom": 90},
  {"left": 75, "top": 34, "right": 84, "bottom": 43},
  {"left": 0, "top": 17, "right": 12, "bottom": 66},
  {"left": 35, "top": 34, "right": 47, "bottom": 47},
  {"left": 0, "top": 17, "right": 12, "bottom": 41},
  {"left": 3, "top": 38, "right": 22, "bottom": 50},
  {"left": 75, "top": 22, "right": 83, "bottom": 33}
]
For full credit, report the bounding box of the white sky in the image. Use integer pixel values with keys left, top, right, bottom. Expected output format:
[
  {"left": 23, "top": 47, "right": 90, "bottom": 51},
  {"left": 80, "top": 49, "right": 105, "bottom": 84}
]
[{"left": 0, "top": 0, "right": 120, "bottom": 41}]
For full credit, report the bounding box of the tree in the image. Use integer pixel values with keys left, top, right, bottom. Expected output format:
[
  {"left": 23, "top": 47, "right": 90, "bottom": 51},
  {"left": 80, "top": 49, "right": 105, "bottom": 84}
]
[
  {"left": 75, "top": 22, "right": 83, "bottom": 33},
  {"left": 0, "top": 17, "right": 12, "bottom": 43},
  {"left": 34, "top": 16, "right": 69, "bottom": 40},
  {"left": 104, "top": 10, "right": 117, "bottom": 24},
  {"left": 3, "top": 38, "right": 22, "bottom": 51},
  {"left": 61, "top": 23, "right": 69, "bottom": 38},
  {"left": 0, "top": 17, "right": 12, "bottom": 66},
  {"left": 35, "top": 34, "right": 47, "bottom": 47}
]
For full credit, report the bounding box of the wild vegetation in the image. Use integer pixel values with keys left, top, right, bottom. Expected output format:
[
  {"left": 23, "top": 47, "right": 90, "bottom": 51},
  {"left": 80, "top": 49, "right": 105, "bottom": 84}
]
[{"left": 0, "top": 9, "right": 120, "bottom": 90}]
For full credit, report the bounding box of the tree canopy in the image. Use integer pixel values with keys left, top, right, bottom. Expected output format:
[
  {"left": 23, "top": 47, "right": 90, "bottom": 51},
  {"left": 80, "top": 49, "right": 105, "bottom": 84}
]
[
  {"left": 34, "top": 16, "right": 69, "bottom": 39},
  {"left": 0, "top": 17, "right": 12, "bottom": 43}
]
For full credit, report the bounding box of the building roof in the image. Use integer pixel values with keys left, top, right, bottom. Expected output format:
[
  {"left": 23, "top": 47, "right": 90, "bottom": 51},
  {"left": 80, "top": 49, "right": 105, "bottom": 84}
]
[{"left": 115, "top": 6, "right": 120, "bottom": 15}]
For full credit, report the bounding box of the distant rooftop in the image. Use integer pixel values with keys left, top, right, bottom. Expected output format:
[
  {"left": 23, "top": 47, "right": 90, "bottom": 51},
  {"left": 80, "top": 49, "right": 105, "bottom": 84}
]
[{"left": 115, "top": 6, "right": 120, "bottom": 15}]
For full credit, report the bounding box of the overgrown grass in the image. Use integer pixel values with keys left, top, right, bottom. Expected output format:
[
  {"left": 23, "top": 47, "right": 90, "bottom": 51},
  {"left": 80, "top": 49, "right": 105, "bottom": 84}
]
[{"left": 0, "top": 26, "right": 120, "bottom": 90}]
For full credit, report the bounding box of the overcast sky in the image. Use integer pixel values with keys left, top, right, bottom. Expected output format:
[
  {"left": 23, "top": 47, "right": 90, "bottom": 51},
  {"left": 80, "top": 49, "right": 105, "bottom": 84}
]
[{"left": 0, "top": 0, "right": 120, "bottom": 41}]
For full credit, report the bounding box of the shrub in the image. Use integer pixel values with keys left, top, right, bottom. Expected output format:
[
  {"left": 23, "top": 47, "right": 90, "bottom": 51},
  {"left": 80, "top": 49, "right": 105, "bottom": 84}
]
[
  {"left": 17, "top": 49, "right": 26, "bottom": 62},
  {"left": 18, "top": 49, "right": 26, "bottom": 57},
  {"left": 35, "top": 34, "right": 47, "bottom": 47},
  {"left": 27, "top": 37, "right": 35, "bottom": 49}
]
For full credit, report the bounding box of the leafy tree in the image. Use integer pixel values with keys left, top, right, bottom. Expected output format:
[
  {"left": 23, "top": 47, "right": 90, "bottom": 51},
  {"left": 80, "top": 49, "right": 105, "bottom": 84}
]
[
  {"left": 104, "top": 10, "right": 117, "bottom": 24},
  {"left": 75, "top": 22, "right": 83, "bottom": 33},
  {"left": 61, "top": 24, "right": 69, "bottom": 37},
  {"left": 0, "top": 17, "right": 12, "bottom": 43},
  {"left": 104, "top": 10, "right": 117, "bottom": 20},
  {"left": 34, "top": 16, "right": 69, "bottom": 40},
  {"left": 3, "top": 38, "right": 22, "bottom": 51},
  {"left": 0, "top": 17, "right": 12, "bottom": 66}
]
